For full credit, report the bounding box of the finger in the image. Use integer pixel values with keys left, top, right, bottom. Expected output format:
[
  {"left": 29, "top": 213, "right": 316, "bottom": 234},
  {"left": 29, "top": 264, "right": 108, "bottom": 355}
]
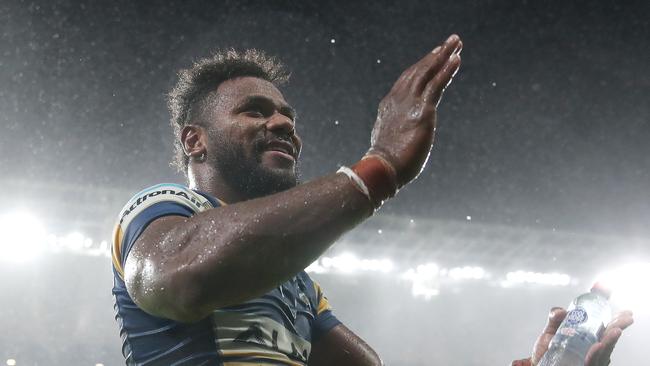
[
  {"left": 422, "top": 53, "right": 461, "bottom": 108},
  {"left": 414, "top": 37, "right": 461, "bottom": 92},
  {"left": 600, "top": 327, "right": 623, "bottom": 357},
  {"left": 585, "top": 328, "right": 622, "bottom": 366},
  {"left": 584, "top": 342, "right": 605, "bottom": 366},
  {"left": 543, "top": 307, "right": 568, "bottom": 335},
  {"left": 412, "top": 34, "right": 462, "bottom": 92},
  {"left": 531, "top": 308, "right": 568, "bottom": 364},
  {"left": 584, "top": 311, "right": 632, "bottom": 366},
  {"left": 606, "top": 310, "right": 634, "bottom": 332},
  {"left": 392, "top": 65, "right": 419, "bottom": 92}
]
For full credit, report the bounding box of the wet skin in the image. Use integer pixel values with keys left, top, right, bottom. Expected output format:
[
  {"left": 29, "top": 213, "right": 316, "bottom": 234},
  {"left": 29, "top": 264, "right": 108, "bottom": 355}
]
[{"left": 184, "top": 76, "right": 303, "bottom": 203}]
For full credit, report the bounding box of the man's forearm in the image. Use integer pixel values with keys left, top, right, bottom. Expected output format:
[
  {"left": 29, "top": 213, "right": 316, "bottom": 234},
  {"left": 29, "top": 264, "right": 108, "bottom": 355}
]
[{"left": 129, "top": 172, "right": 373, "bottom": 321}]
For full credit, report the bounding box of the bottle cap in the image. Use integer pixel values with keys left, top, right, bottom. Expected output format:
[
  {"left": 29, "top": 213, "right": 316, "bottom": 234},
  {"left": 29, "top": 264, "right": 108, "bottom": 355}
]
[{"left": 591, "top": 282, "right": 612, "bottom": 299}]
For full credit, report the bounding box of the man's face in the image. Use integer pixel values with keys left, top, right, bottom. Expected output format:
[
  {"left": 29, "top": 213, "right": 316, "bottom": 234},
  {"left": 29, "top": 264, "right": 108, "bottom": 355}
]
[{"left": 201, "top": 76, "right": 303, "bottom": 199}]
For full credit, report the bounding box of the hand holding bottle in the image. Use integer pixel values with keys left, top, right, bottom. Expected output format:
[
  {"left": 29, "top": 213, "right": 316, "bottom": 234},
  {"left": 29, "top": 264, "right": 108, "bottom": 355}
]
[{"left": 512, "top": 304, "right": 633, "bottom": 365}]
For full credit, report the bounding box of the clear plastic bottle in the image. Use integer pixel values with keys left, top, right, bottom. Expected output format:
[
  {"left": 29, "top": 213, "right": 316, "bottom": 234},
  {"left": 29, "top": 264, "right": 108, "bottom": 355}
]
[{"left": 538, "top": 284, "right": 612, "bottom": 366}]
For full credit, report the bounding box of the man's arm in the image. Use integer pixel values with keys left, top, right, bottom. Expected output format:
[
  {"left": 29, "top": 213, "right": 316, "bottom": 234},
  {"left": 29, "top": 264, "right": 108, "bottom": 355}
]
[
  {"left": 124, "top": 34, "right": 463, "bottom": 323},
  {"left": 125, "top": 173, "right": 374, "bottom": 322},
  {"left": 309, "top": 324, "right": 383, "bottom": 366}
]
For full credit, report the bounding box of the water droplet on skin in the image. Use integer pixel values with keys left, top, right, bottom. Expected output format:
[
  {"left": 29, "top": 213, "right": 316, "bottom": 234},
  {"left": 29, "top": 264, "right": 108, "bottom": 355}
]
[{"left": 409, "top": 104, "right": 422, "bottom": 119}]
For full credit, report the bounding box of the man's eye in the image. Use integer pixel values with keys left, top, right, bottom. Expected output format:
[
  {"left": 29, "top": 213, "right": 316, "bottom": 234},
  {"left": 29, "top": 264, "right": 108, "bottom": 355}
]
[{"left": 245, "top": 108, "right": 264, "bottom": 118}]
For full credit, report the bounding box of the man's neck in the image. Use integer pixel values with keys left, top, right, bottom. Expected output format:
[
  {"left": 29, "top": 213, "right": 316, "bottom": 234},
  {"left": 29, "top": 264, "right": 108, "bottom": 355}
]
[{"left": 188, "top": 164, "right": 247, "bottom": 204}]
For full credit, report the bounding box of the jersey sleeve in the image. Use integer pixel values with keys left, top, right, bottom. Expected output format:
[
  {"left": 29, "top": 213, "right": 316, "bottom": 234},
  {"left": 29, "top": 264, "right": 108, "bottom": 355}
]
[
  {"left": 311, "top": 280, "right": 342, "bottom": 341},
  {"left": 111, "top": 183, "right": 216, "bottom": 278}
]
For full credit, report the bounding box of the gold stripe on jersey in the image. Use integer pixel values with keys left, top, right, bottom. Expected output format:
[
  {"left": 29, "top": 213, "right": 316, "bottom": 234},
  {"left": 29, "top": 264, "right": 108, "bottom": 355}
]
[
  {"left": 112, "top": 225, "right": 125, "bottom": 277},
  {"left": 313, "top": 281, "right": 332, "bottom": 315}
]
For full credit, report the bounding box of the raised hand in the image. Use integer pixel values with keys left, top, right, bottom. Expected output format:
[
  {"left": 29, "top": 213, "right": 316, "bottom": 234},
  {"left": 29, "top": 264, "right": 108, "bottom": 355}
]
[{"left": 367, "top": 34, "right": 462, "bottom": 187}]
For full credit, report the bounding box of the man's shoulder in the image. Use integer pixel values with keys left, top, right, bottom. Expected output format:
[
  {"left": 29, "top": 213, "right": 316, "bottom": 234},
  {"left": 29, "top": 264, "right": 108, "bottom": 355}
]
[{"left": 111, "top": 183, "right": 216, "bottom": 278}]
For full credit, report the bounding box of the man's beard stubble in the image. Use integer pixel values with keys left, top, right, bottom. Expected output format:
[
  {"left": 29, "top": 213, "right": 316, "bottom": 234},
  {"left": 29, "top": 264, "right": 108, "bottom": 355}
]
[{"left": 209, "top": 128, "right": 301, "bottom": 200}]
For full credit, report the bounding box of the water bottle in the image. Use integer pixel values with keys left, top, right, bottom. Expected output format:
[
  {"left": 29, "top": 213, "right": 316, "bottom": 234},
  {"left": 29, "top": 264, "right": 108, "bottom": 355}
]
[{"left": 538, "top": 283, "right": 612, "bottom": 366}]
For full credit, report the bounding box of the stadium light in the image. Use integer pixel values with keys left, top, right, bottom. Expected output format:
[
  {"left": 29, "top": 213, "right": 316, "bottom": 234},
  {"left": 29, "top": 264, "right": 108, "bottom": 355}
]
[
  {"left": 6, "top": 359, "right": 16, "bottom": 366},
  {"left": 501, "top": 270, "right": 571, "bottom": 287},
  {"left": 446, "top": 266, "right": 486, "bottom": 280},
  {"left": 401, "top": 263, "right": 441, "bottom": 300},
  {"left": 595, "top": 262, "right": 650, "bottom": 311},
  {"left": 59, "top": 232, "right": 90, "bottom": 251},
  {"left": 0, "top": 211, "right": 46, "bottom": 262},
  {"left": 317, "top": 253, "right": 395, "bottom": 274}
]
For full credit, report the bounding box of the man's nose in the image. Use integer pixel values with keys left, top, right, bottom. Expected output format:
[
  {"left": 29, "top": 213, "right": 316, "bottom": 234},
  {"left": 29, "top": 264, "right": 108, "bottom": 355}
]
[{"left": 265, "top": 112, "right": 295, "bottom": 137}]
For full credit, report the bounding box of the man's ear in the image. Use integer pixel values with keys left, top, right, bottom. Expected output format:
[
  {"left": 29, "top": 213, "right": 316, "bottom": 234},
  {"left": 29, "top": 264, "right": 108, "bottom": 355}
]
[{"left": 181, "top": 125, "right": 207, "bottom": 160}]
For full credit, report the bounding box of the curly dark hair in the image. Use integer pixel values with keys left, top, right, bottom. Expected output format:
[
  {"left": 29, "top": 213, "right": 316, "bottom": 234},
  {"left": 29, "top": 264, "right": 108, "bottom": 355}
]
[{"left": 167, "top": 49, "right": 290, "bottom": 173}]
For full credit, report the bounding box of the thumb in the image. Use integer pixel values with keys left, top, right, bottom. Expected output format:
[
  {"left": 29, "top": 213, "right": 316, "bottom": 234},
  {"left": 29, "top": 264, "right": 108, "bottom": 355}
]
[
  {"left": 532, "top": 307, "right": 567, "bottom": 364},
  {"left": 543, "top": 307, "right": 568, "bottom": 335}
]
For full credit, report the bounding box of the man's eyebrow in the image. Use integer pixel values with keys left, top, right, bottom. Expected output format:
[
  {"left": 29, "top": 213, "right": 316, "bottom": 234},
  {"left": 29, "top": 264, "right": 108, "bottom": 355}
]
[{"left": 237, "top": 95, "right": 297, "bottom": 120}]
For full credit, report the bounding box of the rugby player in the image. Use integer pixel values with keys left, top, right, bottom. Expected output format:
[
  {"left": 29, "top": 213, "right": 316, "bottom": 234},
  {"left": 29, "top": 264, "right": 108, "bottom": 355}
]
[{"left": 111, "top": 34, "right": 631, "bottom": 365}]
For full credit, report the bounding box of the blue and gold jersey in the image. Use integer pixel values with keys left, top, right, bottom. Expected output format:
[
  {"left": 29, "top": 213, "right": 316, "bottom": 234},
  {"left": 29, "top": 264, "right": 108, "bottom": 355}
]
[{"left": 111, "top": 183, "right": 341, "bottom": 365}]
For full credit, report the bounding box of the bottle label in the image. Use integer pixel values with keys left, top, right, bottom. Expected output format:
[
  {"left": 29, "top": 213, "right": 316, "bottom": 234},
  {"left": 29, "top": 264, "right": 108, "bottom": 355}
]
[{"left": 565, "top": 307, "right": 588, "bottom": 325}]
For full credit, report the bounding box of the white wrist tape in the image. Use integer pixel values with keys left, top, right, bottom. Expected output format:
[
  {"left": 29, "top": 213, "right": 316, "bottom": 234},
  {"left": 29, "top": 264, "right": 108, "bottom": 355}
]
[{"left": 337, "top": 166, "right": 371, "bottom": 199}]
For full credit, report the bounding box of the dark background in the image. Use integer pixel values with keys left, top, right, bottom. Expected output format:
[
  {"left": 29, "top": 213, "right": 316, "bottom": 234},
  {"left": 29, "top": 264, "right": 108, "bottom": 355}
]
[
  {"left": 0, "top": 0, "right": 648, "bottom": 365},
  {"left": 1, "top": 0, "right": 648, "bottom": 237}
]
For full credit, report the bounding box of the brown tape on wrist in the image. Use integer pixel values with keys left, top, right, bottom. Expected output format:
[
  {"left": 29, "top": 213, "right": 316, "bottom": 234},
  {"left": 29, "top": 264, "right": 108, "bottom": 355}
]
[{"left": 351, "top": 155, "right": 398, "bottom": 208}]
